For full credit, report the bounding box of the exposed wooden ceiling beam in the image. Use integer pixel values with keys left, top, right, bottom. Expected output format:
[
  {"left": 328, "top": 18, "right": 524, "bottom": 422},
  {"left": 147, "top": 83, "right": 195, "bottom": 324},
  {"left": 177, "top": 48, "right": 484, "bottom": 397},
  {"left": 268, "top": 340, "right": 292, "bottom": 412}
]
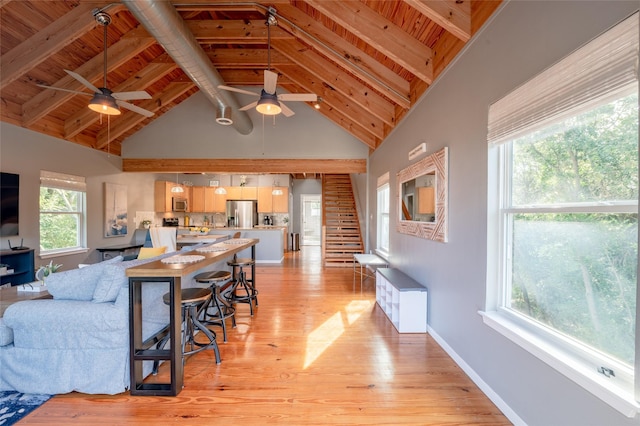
[
  {"left": 271, "top": 38, "right": 396, "bottom": 127},
  {"left": 122, "top": 158, "right": 368, "bottom": 174},
  {"left": 1, "top": 3, "right": 122, "bottom": 87},
  {"left": 218, "top": 69, "right": 291, "bottom": 85},
  {"left": 404, "top": 0, "right": 471, "bottom": 42},
  {"left": 186, "top": 20, "right": 293, "bottom": 42},
  {"left": 64, "top": 62, "right": 178, "bottom": 139},
  {"left": 205, "top": 48, "right": 292, "bottom": 68},
  {"left": 278, "top": 66, "right": 385, "bottom": 141},
  {"left": 305, "top": 0, "right": 434, "bottom": 83},
  {"left": 96, "top": 82, "right": 195, "bottom": 149},
  {"left": 22, "top": 28, "right": 155, "bottom": 126},
  {"left": 274, "top": 4, "right": 411, "bottom": 108}
]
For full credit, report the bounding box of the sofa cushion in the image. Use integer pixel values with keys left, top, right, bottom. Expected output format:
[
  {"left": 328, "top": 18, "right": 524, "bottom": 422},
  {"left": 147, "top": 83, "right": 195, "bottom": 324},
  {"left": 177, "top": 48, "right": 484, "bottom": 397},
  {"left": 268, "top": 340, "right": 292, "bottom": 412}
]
[{"left": 46, "top": 256, "right": 123, "bottom": 301}]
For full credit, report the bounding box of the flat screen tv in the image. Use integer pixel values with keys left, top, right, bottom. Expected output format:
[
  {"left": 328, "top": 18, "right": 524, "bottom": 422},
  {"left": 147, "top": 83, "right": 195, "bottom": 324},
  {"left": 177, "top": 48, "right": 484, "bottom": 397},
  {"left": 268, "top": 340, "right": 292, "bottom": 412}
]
[{"left": 1, "top": 172, "right": 19, "bottom": 237}]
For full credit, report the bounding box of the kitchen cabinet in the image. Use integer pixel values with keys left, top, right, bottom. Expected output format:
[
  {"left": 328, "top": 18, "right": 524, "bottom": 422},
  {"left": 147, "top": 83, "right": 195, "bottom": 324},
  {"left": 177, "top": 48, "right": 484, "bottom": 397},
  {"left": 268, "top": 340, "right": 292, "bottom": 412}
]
[
  {"left": 257, "top": 187, "right": 288, "bottom": 213},
  {"left": 257, "top": 187, "right": 273, "bottom": 212},
  {"left": 154, "top": 181, "right": 191, "bottom": 212},
  {"left": 205, "top": 187, "right": 226, "bottom": 212},
  {"left": 272, "top": 187, "right": 288, "bottom": 213},
  {"left": 191, "top": 186, "right": 205, "bottom": 212},
  {"left": 225, "top": 186, "right": 257, "bottom": 200}
]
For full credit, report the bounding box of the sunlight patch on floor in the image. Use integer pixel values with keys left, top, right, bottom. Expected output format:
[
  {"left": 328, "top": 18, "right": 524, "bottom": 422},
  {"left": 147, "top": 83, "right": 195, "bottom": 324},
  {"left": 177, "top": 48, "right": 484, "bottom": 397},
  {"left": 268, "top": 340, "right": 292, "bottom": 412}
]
[{"left": 303, "top": 299, "right": 374, "bottom": 369}]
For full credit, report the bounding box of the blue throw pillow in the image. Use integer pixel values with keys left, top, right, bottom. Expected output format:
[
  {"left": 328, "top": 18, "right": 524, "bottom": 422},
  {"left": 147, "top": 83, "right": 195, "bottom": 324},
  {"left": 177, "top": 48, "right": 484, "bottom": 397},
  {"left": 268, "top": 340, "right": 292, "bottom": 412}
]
[{"left": 92, "top": 263, "right": 126, "bottom": 303}]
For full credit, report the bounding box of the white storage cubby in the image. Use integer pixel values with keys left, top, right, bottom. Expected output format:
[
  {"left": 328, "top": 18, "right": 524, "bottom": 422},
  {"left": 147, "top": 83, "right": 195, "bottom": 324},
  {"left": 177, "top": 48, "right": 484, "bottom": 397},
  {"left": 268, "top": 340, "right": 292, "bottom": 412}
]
[{"left": 376, "top": 268, "right": 428, "bottom": 333}]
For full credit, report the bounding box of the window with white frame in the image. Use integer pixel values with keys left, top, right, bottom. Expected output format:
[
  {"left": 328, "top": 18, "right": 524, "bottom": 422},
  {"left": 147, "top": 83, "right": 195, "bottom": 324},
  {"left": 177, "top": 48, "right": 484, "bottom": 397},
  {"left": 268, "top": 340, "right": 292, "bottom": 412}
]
[
  {"left": 377, "top": 172, "right": 390, "bottom": 255},
  {"left": 39, "top": 171, "right": 87, "bottom": 256},
  {"left": 484, "top": 13, "right": 639, "bottom": 415}
]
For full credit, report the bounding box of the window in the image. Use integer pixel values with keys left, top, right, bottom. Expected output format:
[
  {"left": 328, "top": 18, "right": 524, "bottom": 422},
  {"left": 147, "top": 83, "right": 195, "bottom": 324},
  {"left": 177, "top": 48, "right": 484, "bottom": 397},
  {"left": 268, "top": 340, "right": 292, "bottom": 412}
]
[
  {"left": 39, "top": 171, "right": 87, "bottom": 256},
  {"left": 377, "top": 172, "right": 390, "bottom": 255},
  {"left": 485, "top": 13, "right": 639, "bottom": 415}
]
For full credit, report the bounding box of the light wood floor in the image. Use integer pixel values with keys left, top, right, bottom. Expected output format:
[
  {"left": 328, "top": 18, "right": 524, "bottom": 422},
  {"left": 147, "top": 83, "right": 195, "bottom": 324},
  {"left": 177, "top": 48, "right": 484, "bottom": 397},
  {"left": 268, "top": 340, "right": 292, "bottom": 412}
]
[{"left": 22, "top": 246, "right": 510, "bottom": 425}]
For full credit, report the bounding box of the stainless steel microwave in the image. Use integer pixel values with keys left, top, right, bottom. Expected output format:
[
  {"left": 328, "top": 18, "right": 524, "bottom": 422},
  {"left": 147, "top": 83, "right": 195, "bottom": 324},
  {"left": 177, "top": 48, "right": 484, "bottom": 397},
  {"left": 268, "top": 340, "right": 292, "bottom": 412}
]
[{"left": 172, "top": 197, "right": 188, "bottom": 212}]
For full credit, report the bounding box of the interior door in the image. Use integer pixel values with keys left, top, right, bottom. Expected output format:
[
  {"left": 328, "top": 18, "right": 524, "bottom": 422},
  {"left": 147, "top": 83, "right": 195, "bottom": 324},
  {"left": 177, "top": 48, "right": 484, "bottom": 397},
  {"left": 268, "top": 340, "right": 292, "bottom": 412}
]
[{"left": 301, "top": 194, "right": 321, "bottom": 246}]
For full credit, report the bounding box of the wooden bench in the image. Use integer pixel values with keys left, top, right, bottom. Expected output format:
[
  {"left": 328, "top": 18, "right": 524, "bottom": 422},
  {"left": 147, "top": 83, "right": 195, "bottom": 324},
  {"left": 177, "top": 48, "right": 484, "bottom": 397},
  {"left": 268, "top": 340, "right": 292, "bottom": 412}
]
[{"left": 353, "top": 253, "right": 389, "bottom": 290}]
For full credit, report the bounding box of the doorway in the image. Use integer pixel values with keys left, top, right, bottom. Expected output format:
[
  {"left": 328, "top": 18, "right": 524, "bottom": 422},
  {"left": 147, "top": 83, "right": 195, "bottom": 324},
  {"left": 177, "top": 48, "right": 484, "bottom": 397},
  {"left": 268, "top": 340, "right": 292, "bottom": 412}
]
[{"left": 301, "top": 194, "right": 321, "bottom": 246}]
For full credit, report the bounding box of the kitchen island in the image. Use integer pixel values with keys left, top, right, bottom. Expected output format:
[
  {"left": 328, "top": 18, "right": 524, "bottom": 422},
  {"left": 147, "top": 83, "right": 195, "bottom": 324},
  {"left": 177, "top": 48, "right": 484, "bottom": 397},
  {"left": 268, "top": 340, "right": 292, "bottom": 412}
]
[{"left": 178, "top": 227, "right": 286, "bottom": 263}]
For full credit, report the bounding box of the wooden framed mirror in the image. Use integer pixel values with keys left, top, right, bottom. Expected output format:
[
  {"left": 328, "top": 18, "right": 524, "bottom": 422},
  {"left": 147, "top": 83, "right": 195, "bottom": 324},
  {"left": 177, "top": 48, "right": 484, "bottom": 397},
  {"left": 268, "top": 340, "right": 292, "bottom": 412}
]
[{"left": 397, "top": 147, "right": 448, "bottom": 242}]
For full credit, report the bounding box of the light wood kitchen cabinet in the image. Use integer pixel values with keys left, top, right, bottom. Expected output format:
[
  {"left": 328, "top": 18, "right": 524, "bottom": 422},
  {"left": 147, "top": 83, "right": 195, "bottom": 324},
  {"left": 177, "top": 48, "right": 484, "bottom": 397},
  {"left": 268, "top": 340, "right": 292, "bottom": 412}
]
[
  {"left": 204, "top": 187, "right": 227, "bottom": 212},
  {"left": 225, "top": 186, "right": 257, "bottom": 200},
  {"left": 272, "top": 187, "right": 288, "bottom": 212},
  {"left": 257, "top": 187, "right": 288, "bottom": 213},
  {"left": 154, "top": 181, "right": 191, "bottom": 212},
  {"left": 191, "top": 186, "right": 205, "bottom": 212},
  {"left": 418, "top": 187, "right": 435, "bottom": 214},
  {"left": 257, "top": 187, "right": 273, "bottom": 212}
]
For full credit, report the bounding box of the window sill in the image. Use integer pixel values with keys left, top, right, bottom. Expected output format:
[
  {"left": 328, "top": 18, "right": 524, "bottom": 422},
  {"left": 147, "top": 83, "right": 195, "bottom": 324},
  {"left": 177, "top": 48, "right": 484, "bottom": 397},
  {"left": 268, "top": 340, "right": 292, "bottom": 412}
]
[
  {"left": 479, "top": 310, "right": 640, "bottom": 418},
  {"left": 39, "top": 248, "right": 89, "bottom": 259}
]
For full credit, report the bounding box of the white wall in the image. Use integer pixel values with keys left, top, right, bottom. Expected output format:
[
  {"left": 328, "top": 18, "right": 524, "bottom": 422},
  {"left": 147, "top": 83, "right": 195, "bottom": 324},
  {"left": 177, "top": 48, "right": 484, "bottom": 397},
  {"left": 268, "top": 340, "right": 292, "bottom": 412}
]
[
  {"left": 368, "top": 1, "right": 638, "bottom": 425},
  {"left": 122, "top": 91, "right": 368, "bottom": 160}
]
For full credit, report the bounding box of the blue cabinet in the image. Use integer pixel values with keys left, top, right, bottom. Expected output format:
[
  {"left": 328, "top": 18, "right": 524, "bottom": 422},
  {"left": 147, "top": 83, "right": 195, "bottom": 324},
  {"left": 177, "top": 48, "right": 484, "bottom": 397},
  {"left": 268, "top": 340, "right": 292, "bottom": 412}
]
[{"left": 0, "top": 249, "right": 35, "bottom": 287}]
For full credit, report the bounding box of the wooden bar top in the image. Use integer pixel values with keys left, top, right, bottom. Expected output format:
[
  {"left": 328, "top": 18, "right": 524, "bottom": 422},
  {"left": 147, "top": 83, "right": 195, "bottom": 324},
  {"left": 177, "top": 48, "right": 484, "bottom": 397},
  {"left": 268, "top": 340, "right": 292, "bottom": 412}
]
[{"left": 125, "top": 238, "right": 258, "bottom": 278}]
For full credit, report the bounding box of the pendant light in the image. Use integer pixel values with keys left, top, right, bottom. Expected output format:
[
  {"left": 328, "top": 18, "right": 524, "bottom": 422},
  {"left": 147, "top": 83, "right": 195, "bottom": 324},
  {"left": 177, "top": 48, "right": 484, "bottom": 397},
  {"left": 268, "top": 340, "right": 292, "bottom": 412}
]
[
  {"left": 171, "top": 173, "right": 184, "bottom": 193},
  {"left": 272, "top": 180, "right": 283, "bottom": 195}
]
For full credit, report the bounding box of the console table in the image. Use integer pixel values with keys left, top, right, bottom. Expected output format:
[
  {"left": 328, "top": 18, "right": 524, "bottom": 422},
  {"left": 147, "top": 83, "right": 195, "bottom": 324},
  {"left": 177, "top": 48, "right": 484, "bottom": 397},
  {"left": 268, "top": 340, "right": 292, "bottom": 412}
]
[
  {"left": 125, "top": 238, "right": 259, "bottom": 396},
  {"left": 0, "top": 249, "right": 35, "bottom": 287},
  {"left": 353, "top": 253, "right": 388, "bottom": 290},
  {"left": 376, "top": 268, "right": 428, "bottom": 333}
]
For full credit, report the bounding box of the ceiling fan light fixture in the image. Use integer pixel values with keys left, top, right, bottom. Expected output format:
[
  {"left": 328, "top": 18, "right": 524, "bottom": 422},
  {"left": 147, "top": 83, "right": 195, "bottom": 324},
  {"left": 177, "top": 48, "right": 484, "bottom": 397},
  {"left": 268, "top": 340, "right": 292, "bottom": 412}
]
[
  {"left": 88, "top": 92, "right": 121, "bottom": 115},
  {"left": 256, "top": 91, "right": 281, "bottom": 115}
]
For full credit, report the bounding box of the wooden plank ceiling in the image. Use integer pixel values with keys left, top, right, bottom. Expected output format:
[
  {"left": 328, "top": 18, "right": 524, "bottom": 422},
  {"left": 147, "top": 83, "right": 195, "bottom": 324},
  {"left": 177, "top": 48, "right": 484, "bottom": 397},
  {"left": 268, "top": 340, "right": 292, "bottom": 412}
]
[{"left": 0, "top": 0, "right": 501, "bottom": 176}]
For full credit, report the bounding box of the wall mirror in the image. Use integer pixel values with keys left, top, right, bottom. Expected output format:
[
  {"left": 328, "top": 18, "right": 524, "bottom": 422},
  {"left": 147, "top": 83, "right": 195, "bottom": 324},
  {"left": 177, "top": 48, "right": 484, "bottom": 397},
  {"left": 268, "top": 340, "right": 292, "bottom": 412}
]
[{"left": 397, "top": 147, "right": 448, "bottom": 242}]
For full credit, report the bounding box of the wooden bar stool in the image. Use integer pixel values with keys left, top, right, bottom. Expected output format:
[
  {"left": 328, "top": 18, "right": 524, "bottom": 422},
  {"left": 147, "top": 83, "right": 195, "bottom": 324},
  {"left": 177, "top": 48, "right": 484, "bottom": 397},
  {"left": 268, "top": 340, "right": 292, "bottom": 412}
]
[
  {"left": 153, "top": 287, "right": 220, "bottom": 375},
  {"left": 194, "top": 270, "right": 236, "bottom": 342},
  {"left": 226, "top": 255, "right": 258, "bottom": 315}
]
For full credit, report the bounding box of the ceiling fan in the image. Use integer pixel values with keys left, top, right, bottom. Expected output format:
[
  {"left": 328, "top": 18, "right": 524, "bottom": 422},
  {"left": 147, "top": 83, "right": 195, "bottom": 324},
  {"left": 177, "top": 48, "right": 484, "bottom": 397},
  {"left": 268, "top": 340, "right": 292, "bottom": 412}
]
[
  {"left": 37, "top": 9, "right": 154, "bottom": 118},
  {"left": 218, "top": 10, "right": 317, "bottom": 117}
]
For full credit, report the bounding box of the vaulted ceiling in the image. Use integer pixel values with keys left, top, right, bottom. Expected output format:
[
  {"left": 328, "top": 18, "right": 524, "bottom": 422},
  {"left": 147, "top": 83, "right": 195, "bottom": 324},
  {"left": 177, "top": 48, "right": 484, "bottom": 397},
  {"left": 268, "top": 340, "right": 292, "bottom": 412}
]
[{"left": 0, "top": 0, "right": 501, "bottom": 172}]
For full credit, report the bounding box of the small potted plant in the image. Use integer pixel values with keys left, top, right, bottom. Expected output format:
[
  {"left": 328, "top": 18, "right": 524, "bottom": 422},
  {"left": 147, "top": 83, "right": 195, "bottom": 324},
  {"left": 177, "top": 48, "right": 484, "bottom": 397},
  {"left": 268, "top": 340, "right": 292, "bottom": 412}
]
[
  {"left": 36, "top": 260, "right": 62, "bottom": 283},
  {"left": 141, "top": 220, "right": 152, "bottom": 229}
]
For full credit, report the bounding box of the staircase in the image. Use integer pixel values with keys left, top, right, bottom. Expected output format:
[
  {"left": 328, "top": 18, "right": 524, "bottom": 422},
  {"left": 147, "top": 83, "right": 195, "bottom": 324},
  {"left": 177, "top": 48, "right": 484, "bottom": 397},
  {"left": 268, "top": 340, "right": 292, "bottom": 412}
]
[{"left": 322, "top": 174, "right": 364, "bottom": 267}]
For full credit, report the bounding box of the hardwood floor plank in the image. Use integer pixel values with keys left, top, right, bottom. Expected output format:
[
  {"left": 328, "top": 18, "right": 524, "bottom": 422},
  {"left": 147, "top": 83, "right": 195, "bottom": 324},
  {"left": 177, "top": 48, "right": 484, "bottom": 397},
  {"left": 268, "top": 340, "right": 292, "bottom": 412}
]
[{"left": 20, "top": 246, "right": 510, "bottom": 425}]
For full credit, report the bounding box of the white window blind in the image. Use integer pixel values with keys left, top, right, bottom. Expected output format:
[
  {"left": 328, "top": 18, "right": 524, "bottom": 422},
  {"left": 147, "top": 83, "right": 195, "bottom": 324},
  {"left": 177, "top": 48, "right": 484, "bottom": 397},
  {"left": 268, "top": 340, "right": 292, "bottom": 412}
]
[
  {"left": 40, "top": 170, "right": 86, "bottom": 191},
  {"left": 488, "top": 12, "right": 639, "bottom": 145}
]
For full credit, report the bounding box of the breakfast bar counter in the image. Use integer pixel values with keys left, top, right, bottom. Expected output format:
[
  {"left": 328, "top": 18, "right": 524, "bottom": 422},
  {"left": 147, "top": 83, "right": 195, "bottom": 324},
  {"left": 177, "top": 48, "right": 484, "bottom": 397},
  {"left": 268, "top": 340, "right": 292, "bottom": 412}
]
[{"left": 126, "top": 238, "right": 259, "bottom": 396}]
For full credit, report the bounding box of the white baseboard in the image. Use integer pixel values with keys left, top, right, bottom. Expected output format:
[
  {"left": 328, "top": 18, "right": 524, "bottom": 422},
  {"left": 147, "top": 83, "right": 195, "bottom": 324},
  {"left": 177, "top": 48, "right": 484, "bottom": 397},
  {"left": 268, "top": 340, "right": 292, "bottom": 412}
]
[{"left": 427, "top": 325, "right": 527, "bottom": 426}]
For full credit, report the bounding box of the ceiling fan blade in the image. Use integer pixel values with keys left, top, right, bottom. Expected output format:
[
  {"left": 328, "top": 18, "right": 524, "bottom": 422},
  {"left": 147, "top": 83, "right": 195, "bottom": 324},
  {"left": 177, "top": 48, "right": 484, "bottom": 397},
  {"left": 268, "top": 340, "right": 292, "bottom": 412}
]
[
  {"left": 264, "top": 70, "right": 278, "bottom": 95},
  {"left": 36, "top": 84, "right": 91, "bottom": 96},
  {"left": 64, "top": 69, "right": 100, "bottom": 93},
  {"left": 218, "top": 85, "right": 259, "bottom": 97},
  {"left": 280, "top": 101, "right": 295, "bottom": 117},
  {"left": 116, "top": 100, "right": 154, "bottom": 117},
  {"left": 239, "top": 101, "right": 258, "bottom": 111},
  {"left": 112, "top": 90, "right": 152, "bottom": 101},
  {"left": 278, "top": 93, "right": 317, "bottom": 102}
]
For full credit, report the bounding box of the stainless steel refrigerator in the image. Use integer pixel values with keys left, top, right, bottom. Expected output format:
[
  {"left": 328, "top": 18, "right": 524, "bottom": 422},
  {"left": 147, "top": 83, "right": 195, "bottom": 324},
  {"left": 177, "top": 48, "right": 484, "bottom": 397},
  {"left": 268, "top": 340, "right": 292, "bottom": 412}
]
[{"left": 226, "top": 200, "right": 258, "bottom": 228}]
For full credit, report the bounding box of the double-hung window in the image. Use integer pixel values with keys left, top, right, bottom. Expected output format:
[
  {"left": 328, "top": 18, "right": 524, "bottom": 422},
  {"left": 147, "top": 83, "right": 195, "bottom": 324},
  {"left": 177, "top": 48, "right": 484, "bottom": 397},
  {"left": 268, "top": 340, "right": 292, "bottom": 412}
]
[
  {"left": 484, "top": 13, "right": 639, "bottom": 415},
  {"left": 39, "top": 171, "right": 87, "bottom": 256},
  {"left": 377, "top": 172, "right": 390, "bottom": 256}
]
